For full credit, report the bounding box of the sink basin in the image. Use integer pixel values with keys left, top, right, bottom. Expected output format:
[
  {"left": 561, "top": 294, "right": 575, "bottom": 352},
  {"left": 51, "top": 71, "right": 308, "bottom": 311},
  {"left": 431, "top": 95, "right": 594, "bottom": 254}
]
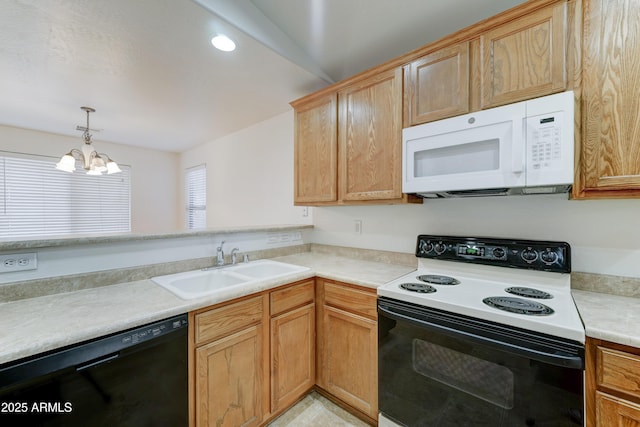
[
  {"left": 151, "top": 269, "right": 250, "bottom": 300},
  {"left": 152, "top": 260, "right": 310, "bottom": 300},
  {"left": 225, "top": 259, "right": 310, "bottom": 279}
]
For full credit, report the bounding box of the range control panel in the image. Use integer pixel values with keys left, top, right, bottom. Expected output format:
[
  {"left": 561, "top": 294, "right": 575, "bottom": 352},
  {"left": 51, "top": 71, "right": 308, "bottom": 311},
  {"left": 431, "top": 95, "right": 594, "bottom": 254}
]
[{"left": 416, "top": 235, "right": 570, "bottom": 273}]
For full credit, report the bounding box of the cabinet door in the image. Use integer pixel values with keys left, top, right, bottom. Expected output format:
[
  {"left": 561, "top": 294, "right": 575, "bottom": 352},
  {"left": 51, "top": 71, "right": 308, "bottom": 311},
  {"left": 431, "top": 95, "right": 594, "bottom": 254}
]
[
  {"left": 596, "top": 392, "right": 640, "bottom": 427},
  {"left": 271, "top": 303, "right": 315, "bottom": 412},
  {"left": 577, "top": 0, "right": 640, "bottom": 198},
  {"left": 338, "top": 67, "right": 403, "bottom": 201},
  {"left": 405, "top": 42, "right": 470, "bottom": 126},
  {"left": 293, "top": 93, "right": 338, "bottom": 204},
  {"left": 480, "top": 2, "right": 566, "bottom": 108},
  {"left": 195, "top": 325, "right": 263, "bottom": 427},
  {"left": 320, "top": 305, "right": 377, "bottom": 419}
]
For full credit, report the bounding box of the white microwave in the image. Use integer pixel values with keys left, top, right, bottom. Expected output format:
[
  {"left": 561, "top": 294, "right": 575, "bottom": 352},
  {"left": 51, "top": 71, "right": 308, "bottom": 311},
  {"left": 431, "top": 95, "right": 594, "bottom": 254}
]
[{"left": 402, "top": 91, "right": 574, "bottom": 198}]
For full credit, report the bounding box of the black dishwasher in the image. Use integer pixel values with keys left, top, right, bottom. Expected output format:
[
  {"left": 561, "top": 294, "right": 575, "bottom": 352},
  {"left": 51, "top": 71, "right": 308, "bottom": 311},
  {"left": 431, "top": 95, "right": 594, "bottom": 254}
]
[{"left": 0, "top": 314, "right": 188, "bottom": 427}]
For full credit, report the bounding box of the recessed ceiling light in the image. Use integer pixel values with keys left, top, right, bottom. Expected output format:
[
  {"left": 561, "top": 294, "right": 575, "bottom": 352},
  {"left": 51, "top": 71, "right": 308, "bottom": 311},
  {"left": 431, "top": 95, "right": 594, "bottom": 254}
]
[{"left": 211, "top": 34, "right": 236, "bottom": 52}]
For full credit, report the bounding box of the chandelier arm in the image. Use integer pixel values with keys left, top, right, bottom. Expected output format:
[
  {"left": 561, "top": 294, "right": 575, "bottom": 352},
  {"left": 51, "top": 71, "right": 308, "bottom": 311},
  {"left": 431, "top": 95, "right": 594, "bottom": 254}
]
[
  {"left": 68, "top": 148, "right": 83, "bottom": 158},
  {"left": 97, "top": 152, "right": 114, "bottom": 161}
]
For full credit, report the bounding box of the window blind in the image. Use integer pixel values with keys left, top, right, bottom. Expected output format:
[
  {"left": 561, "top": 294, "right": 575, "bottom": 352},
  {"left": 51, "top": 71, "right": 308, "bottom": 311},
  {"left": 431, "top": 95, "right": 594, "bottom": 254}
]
[
  {"left": 185, "top": 164, "right": 206, "bottom": 230},
  {"left": 0, "top": 153, "right": 131, "bottom": 238}
]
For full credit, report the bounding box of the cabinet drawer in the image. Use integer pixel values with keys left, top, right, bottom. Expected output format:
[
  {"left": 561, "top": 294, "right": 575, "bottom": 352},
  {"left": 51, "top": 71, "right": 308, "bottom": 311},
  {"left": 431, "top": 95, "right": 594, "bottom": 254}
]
[
  {"left": 597, "top": 346, "right": 640, "bottom": 400},
  {"left": 270, "top": 280, "right": 315, "bottom": 316},
  {"left": 195, "top": 295, "right": 263, "bottom": 345},
  {"left": 324, "top": 281, "right": 377, "bottom": 319},
  {"left": 596, "top": 392, "right": 640, "bottom": 426}
]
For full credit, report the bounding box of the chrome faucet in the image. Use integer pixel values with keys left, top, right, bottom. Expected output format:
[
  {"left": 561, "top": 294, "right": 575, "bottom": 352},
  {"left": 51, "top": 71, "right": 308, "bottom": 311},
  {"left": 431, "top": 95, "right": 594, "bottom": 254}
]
[
  {"left": 216, "top": 241, "right": 225, "bottom": 266},
  {"left": 231, "top": 248, "right": 239, "bottom": 265}
]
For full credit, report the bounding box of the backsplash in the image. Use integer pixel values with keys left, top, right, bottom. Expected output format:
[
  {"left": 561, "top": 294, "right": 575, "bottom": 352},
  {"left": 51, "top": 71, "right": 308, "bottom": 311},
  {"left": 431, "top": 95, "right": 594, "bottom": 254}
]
[
  {"left": 571, "top": 272, "right": 640, "bottom": 298},
  {"left": 2, "top": 243, "right": 637, "bottom": 303},
  {"left": 0, "top": 244, "right": 311, "bottom": 302}
]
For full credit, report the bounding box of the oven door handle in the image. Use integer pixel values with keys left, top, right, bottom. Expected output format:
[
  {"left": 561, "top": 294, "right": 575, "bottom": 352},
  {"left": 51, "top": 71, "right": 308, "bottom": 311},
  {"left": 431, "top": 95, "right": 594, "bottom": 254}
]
[{"left": 378, "top": 304, "right": 584, "bottom": 369}]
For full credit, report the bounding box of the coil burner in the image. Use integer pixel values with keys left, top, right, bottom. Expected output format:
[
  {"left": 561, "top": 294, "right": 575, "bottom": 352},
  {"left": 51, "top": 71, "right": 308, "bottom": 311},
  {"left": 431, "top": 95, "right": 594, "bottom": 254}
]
[
  {"left": 417, "top": 275, "right": 460, "bottom": 286},
  {"left": 505, "top": 287, "right": 553, "bottom": 299},
  {"left": 400, "top": 283, "right": 437, "bottom": 293},
  {"left": 483, "top": 296, "right": 554, "bottom": 316}
]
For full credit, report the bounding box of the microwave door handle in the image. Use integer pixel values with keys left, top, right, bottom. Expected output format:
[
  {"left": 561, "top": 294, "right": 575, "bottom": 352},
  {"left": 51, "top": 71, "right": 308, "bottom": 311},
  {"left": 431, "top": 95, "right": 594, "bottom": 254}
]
[{"left": 511, "top": 119, "right": 526, "bottom": 173}]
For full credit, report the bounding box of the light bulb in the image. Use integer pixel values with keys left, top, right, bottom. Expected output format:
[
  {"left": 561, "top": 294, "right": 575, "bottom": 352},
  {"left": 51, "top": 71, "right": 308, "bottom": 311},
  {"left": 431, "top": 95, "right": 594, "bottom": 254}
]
[
  {"left": 106, "top": 161, "right": 122, "bottom": 174},
  {"left": 55, "top": 153, "right": 76, "bottom": 173},
  {"left": 211, "top": 35, "right": 236, "bottom": 52}
]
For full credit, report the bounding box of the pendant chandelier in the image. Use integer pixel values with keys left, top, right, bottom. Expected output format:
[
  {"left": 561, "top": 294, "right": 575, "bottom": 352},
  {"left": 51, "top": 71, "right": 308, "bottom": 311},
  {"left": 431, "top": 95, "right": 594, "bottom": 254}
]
[{"left": 55, "top": 106, "right": 122, "bottom": 175}]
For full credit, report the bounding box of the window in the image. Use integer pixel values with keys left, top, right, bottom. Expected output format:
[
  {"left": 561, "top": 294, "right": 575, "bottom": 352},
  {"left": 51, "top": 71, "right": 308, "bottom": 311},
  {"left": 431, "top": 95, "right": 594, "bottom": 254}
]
[
  {"left": 0, "top": 152, "right": 131, "bottom": 238},
  {"left": 185, "top": 164, "right": 206, "bottom": 229}
]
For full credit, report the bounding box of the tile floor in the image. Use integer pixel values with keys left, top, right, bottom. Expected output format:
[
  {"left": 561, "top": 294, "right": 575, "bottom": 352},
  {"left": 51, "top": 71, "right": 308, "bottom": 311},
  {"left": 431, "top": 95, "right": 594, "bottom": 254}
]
[{"left": 267, "top": 392, "right": 371, "bottom": 427}]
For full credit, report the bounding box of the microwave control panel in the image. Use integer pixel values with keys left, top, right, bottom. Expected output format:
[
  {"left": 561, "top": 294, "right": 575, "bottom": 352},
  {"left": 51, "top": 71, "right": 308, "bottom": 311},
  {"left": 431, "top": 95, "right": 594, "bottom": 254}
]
[{"left": 527, "top": 112, "right": 563, "bottom": 171}]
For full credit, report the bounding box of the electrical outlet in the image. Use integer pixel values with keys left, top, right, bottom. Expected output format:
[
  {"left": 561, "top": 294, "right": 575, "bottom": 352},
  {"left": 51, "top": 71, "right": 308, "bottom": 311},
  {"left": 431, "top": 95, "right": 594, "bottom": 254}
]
[
  {"left": 354, "top": 219, "right": 363, "bottom": 234},
  {"left": 0, "top": 252, "right": 38, "bottom": 272},
  {"left": 267, "top": 233, "right": 280, "bottom": 244}
]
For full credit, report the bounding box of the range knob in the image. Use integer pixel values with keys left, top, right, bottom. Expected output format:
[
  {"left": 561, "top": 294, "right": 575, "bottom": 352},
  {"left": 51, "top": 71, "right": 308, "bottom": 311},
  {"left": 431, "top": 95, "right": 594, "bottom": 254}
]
[
  {"left": 540, "top": 250, "right": 558, "bottom": 264},
  {"left": 434, "top": 242, "right": 446, "bottom": 254},
  {"left": 492, "top": 247, "right": 506, "bottom": 259},
  {"left": 419, "top": 240, "right": 434, "bottom": 254},
  {"left": 521, "top": 248, "right": 538, "bottom": 263}
]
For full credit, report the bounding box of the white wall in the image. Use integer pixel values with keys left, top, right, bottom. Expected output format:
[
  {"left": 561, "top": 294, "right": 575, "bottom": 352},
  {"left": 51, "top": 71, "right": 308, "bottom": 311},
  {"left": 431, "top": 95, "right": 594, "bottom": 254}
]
[
  {"left": 180, "top": 111, "right": 311, "bottom": 228},
  {"left": 311, "top": 196, "right": 640, "bottom": 278},
  {"left": 0, "top": 124, "right": 181, "bottom": 233}
]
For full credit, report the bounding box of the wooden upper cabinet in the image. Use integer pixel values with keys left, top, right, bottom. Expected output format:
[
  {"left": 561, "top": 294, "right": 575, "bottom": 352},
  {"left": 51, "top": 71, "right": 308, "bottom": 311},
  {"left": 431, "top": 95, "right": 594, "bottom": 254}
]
[
  {"left": 338, "top": 67, "right": 403, "bottom": 201},
  {"left": 480, "top": 1, "right": 567, "bottom": 108},
  {"left": 293, "top": 93, "right": 338, "bottom": 204},
  {"left": 404, "top": 41, "right": 470, "bottom": 126},
  {"left": 576, "top": 0, "right": 640, "bottom": 198}
]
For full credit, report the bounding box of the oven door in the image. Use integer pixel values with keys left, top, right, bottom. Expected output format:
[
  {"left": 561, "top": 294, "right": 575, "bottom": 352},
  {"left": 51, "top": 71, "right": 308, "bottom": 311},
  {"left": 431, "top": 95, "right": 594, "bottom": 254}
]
[
  {"left": 378, "top": 298, "right": 584, "bottom": 427},
  {"left": 402, "top": 101, "right": 526, "bottom": 195}
]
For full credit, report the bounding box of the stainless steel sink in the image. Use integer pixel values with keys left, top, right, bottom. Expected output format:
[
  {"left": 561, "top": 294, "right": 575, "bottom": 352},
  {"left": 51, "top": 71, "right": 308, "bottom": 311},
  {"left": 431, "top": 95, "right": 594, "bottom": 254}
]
[{"left": 151, "top": 260, "right": 310, "bottom": 300}]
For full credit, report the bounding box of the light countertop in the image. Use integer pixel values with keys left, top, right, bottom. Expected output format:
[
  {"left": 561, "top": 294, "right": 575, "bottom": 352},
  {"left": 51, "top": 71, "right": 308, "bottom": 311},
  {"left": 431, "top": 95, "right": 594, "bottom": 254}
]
[
  {"left": 572, "top": 289, "right": 640, "bottom": 348},
  {"left": 0, "top": 253, "right": 413, "bottom": 365},
  {"left": 0, "top": 224, "right": 313, "bottom": 251},
  {"left": 1, "top": 252, "right": 638, "bottom": 366}
]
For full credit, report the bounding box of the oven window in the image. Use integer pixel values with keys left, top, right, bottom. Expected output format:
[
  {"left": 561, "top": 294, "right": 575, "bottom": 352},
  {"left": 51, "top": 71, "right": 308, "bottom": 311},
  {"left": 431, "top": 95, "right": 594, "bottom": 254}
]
[
  {"left": 413, "top": 339, "right": 514, "bottom": 409},
  {"left": 413, "top": 139, "right": 500, "bottom": 177},
  {"left": 379, "top": 311, "right": 583, "bottom": 426}
]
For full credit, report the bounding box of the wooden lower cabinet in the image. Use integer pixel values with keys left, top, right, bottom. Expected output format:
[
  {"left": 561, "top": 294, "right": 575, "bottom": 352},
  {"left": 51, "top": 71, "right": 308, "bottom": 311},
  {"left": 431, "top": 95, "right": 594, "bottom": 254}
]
[
  {"left": 190, "top": 277, "right": 378, "bottom": 426},
  {"left": 191, "top": 295, "right": 268, "bottom": 427},
  {"left": 586, "top": 338, "right": 640, "bottom": 427},
  {"left": 316, "top": 278, "right": 378, "bottom": 422},
  {"left": 270, "top": 281, "right": 316, "bottom": 412},
  {"left": 596, "top": 392, "right": 640, "bottom": 426},
  {"left": 190, "top": 280, "right": 317, "bottom": 427},
  {"left": 195, "top": 324, "right": 264, "bottom": 427}
]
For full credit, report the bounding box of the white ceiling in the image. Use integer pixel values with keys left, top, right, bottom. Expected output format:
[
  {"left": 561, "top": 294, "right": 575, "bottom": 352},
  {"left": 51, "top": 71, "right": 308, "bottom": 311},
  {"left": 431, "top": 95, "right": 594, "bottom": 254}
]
[{"left": 0, "top": 0, "right": 525, "bottom": 153}]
